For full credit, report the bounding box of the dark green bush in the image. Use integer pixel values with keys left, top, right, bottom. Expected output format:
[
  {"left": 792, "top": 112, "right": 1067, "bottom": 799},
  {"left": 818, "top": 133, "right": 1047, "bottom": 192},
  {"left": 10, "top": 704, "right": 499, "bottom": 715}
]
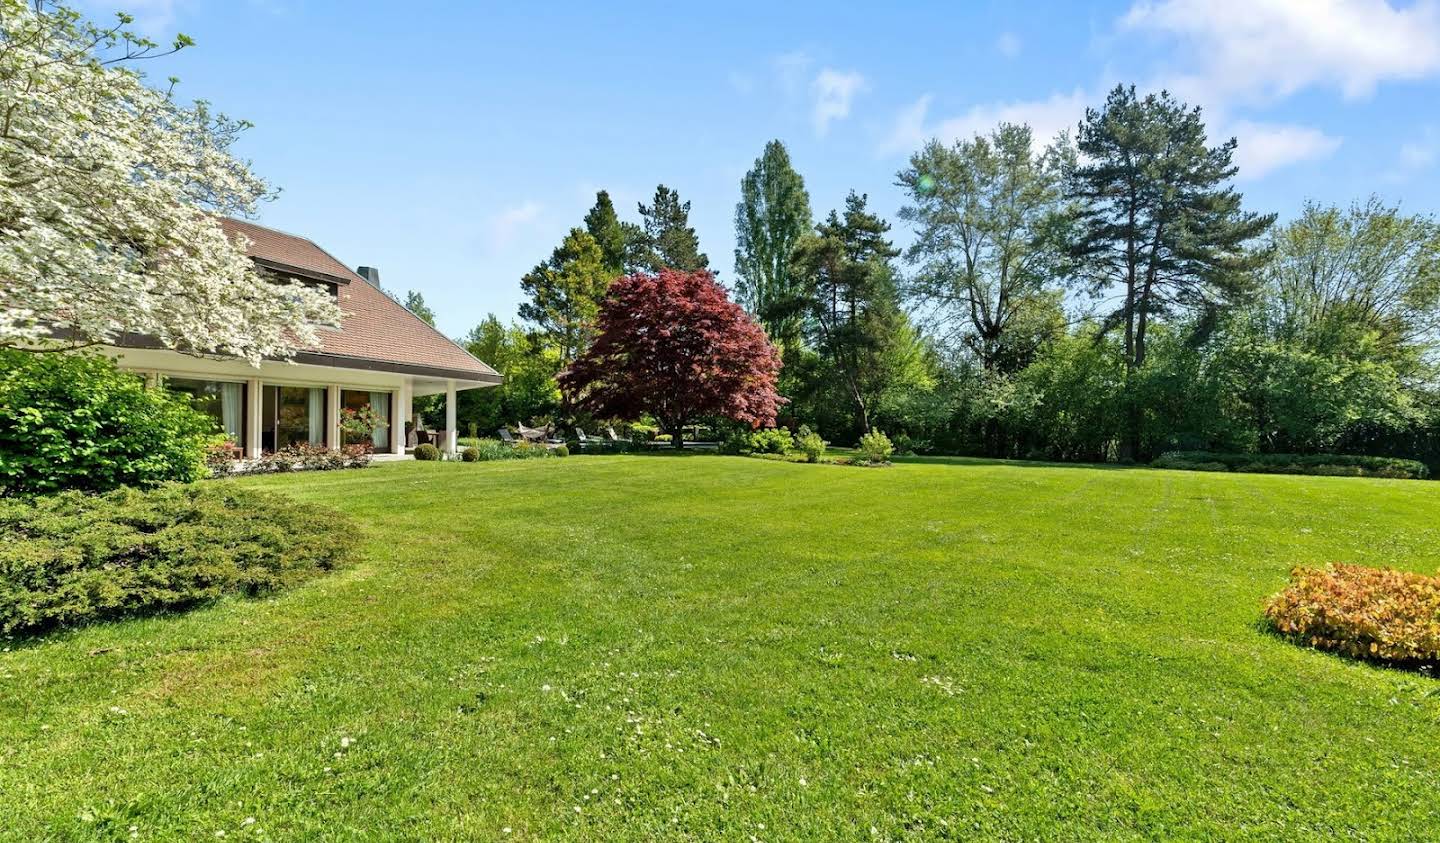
[
  {"left": 0, "top": 350, "right": 215, "bottom": 496},
  {"left": 414, "top": 443, "right": 441, "bottom": 461},
  {"left": 461, "top": 446, "right": 480, "bottom": 462},
  {"left": 1152, "top": 451, "right": 1428, "bottom": 479},
  {"left": 0, "top": 484, "right": 355, "bottom": 633},
  {"left": 553, "top": 444, "right": 569, "bottom": 458}
]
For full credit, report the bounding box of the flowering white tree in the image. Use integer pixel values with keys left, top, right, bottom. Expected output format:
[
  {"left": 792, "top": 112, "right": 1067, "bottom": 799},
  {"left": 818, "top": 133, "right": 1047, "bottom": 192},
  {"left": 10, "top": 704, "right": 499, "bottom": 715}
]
[{"left": 0, "top": 0, "right": 341, "bottom": 365}]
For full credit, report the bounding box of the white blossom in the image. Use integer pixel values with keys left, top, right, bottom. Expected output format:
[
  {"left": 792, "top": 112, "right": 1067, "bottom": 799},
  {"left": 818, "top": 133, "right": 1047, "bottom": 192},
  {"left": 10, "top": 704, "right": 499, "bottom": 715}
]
[{"left": 0, "top": 1, "right": 342, "bottom": 365}]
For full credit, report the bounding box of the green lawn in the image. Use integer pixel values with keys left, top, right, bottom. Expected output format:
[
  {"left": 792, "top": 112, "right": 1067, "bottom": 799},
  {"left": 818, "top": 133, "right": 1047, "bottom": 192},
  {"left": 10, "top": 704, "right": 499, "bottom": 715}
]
[{"left": 4, "top": 456, "right": 1440, "bottom": 839}]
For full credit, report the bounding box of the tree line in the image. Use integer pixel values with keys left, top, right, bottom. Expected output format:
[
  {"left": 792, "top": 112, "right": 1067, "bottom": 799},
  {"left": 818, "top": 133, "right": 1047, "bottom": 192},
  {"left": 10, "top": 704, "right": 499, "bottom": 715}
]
[{"left": 448, "top": 84, "right": 1440, "bottom": 467}]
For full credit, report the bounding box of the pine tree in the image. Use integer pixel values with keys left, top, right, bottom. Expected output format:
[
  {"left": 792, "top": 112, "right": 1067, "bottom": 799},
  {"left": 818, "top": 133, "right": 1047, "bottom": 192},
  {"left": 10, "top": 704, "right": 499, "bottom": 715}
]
[
  {"left": 636, "top": 185, "right": 709, "bottom": 272},
  {"left": 1068, "top": 84, "right": 1275, "bottom": 457},
  {"left": 734, "top": 140, "right": 812, "bottom": 351},
  {"left": 789, "top": 192, "right": 908, "bottom": 435},
  {"left": 582, "top": 190, "right": 639, "bottom": 278},
  {"left": 403, "top": 290, "right": 436, "bottom": 326},
  {"left": 517, "top": 228, "right": 611, "bottom": 367}
]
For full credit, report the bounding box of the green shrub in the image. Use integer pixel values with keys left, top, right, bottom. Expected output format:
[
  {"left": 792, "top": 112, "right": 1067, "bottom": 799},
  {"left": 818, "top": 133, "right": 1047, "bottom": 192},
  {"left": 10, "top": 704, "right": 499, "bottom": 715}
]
[
  {"left": 1151, "top": 451, "right": 1428, "bottom": 479},
  {"left": 553, "top": 444, "right": 569, "bottom": 458},
  {"left": 469, "top": 438, "right": 512, "bottom": 461},
  {"left": 859, "top": 430, "right": 895, "bottom": 464},
  {"left": 461, "top": 446, "right": 480, "bottom": 462},
  {"left": 749, "top": 428, "right": 794, "bottom": 455},
  {"left": 414, "top": 443, "right": 441, "bottom": 461},
  {"left": 0, "top": 350, "right": 214, "bottom": 496},
  {"left": 795, "top": 426, "right": 827, "bottom": 463},
  {"left": 718, "top": 429, "right": 751, "bottom": 455},
  {"left": 1265, "top": 564, "right": 1440, "bottom": 665},
  {"left": 0, "top": 484, "right": 355, "bottom": 634}
]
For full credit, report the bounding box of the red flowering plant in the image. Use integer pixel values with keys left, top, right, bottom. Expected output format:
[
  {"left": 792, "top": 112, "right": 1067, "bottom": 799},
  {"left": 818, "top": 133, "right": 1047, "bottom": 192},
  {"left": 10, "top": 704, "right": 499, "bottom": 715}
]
[
  {"left": 338, "top": 404, "right": 388, "bottom": 452},
  {"left": 559, "top": 269, "right": 783, "bottom": 448}
]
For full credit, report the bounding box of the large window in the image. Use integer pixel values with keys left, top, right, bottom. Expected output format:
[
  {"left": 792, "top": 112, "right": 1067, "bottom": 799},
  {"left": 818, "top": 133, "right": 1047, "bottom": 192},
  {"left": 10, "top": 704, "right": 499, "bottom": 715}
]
[
  {"left": 166, "top": 378, "right": 245, "bottom": 444},
  {"left": 341, "top": 389, "right": 392, "bottom": 450},
  {"left": 262, "top": 385, "right": 325, "bottom": 451}
]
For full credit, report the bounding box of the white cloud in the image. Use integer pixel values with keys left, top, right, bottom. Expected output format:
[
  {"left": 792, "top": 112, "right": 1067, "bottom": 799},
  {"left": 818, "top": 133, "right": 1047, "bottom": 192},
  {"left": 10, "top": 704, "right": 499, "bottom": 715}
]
[
  {"left": 996, "top": 32, "right": 1022, "bottom": 58},
  {"left": 811, "top": 68, "right": 867, "bottom": 136},
  {"left": 1121, "top": 0, "right": 1440, "bottom": 104},
  {"left": 879, "top": 89, "right": 1088, "bottom": 156},
  {"left": 1227, "top": 121, "right": 1343, "bottom": 178},
  {"left": 1399, "top": 126, "right": 1440, "bottom": 170},
  {"left": 486, "top": 201, "right": 542, "bottom": 250},
  {"left": 773, "top": 50, "right": 814, "bottom": 98}
]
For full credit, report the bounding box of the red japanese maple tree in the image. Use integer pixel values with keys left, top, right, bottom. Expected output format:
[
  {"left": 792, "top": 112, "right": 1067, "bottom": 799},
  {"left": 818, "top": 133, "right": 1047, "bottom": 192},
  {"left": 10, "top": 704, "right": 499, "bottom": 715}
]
[{"left": 560, "top": 269, "right": 783, "bottom": 447}]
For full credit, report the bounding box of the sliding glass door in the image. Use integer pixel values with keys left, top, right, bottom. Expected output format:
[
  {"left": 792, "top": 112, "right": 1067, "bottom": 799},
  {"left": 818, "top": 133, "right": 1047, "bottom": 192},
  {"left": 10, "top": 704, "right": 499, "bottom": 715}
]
[{"left": 261, "top": 385, "right": 326, "bottom": 451}]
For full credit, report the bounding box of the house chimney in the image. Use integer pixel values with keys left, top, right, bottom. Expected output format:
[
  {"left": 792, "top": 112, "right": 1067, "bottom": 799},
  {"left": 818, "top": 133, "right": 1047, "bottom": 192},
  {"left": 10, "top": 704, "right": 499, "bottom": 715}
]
[{"left": 356, "top": 266, "right": 381, "bottom": 287}]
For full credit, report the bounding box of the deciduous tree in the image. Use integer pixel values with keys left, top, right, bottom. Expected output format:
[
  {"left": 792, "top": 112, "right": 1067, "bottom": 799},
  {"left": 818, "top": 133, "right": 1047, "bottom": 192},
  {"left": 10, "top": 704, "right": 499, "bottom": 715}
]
[
  {"left": 560, "top": 269, "right": 781, "bottom": 447},
  {"left": 898, "top": 123, "right": 1071, "bottom": 373},
  {"left": 0, "top": 0, "right": 340, "bottom": 364}
]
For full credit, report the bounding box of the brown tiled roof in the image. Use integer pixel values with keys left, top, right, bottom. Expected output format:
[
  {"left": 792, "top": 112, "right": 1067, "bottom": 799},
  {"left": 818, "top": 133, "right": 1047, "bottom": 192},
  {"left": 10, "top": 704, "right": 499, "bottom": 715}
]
[{"left": 220, "top": 218, "right": 499, "bottom": 382}]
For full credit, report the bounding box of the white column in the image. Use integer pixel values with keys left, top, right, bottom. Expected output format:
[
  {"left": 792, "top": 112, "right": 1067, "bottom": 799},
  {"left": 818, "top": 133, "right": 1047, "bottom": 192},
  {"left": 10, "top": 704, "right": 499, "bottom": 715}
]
[
  {"left": 246, "top": 377, "right": 263, "bottom": 458},
  {"left": 444, "top": 380, "right": 457, "bottom": 456},
  {"left": 390, "top": 383, "right": 408, "bottom": 455},
  {"left": 326, "top": 385, "right": 341, "bottom": 450}
]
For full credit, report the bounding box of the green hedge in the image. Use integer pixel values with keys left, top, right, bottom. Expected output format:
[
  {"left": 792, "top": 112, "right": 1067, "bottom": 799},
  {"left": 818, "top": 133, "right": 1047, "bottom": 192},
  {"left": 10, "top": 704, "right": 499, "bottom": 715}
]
[
  {"left": 0, "top": 484, "right": 356, "bottom": 633},
  {"left": 0, "top": 350, "right": 214, "bottom": 496},
  {"left": 1152, "top": 451, "right": 1429, "bottom": 480}
]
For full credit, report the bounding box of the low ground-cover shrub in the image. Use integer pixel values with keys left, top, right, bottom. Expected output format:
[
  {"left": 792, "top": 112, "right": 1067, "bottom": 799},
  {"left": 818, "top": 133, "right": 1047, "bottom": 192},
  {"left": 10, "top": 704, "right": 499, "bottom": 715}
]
[
  {"left": 1153, "top": 451, "right": 1429, "bottom": 479},
  {"left": 0, "top": 350, "right": 214, "bottom": 496},
  {"left": 1264, "top": 563, "right": 1440, "bottom": 665},
  {"left": 0, "top": 484, "right": 356, "bottom": 634},
  {"left": 414, "top": 443, "right": 441, "bottom": 461}
]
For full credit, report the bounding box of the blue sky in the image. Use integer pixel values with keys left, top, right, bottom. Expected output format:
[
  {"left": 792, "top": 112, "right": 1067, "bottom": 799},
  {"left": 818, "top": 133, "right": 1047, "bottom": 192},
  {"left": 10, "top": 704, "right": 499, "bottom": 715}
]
[{"left": 97, "top": 0, "right": 1440, "bottom": 337}]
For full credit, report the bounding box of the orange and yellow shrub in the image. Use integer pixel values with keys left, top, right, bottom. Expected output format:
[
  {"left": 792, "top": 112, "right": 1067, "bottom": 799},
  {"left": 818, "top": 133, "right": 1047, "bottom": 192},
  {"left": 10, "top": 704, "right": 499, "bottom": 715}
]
[{"left": 1264, "top": 564, "right": 1440, "bottom": 664}]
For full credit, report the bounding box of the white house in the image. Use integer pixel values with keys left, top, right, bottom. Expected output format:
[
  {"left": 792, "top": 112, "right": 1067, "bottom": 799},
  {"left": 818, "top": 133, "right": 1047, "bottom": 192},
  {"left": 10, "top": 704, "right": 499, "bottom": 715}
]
[{"left": 103, "top": 219, "right": 500, "bottom": 458}]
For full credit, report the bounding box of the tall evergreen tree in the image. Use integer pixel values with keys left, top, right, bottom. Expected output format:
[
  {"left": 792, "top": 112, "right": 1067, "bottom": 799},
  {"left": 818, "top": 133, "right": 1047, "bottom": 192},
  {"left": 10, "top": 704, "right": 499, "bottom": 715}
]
[
  {"left": 403, "top": 290, "right": 436, "bottom": 327},
  {"left": 636, "top": 185, "right": 709, "bottom": 272},
  {"left": 789, "top": 192, "right": 909, "bottom": 435},
  {"left": 582, "top": 190, "right": 643, "bottom": 278},
  {"left": 734, "top": 140, "right": 812, "bottom": 350},
  {"left": 1068, "top": 84, "right": 1275, "bottom": 456},
  {"left": 517, "top": 228, "right": 611, "bottom": 368}
]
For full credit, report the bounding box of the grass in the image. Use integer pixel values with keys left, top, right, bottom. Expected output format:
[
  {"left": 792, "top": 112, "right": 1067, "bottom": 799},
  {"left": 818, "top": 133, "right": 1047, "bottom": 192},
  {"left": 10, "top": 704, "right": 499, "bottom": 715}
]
[{"left": 4, "top": 455, "right": 1440, "bottom": 839}]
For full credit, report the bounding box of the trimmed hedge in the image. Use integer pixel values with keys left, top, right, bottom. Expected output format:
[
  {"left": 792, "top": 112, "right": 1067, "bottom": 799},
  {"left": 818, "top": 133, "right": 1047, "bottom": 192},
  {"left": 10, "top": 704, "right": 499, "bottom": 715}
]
[
  {"left": 1265, "top": 564, "right": 1440, "bottom": 665},
  {"left": 1152, "top": 451, "right": 1429, "bottom": 480},
  {"left": 0, "top": 484, "right": 356, "bottom": 634}
]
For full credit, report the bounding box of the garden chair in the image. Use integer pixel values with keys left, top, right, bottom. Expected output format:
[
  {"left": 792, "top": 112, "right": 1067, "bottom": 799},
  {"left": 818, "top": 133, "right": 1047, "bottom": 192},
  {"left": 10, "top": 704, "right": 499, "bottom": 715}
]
[
  {"left": 575, "top": 428, "right": 597, "bottom": 451},
  {"left": 606, "top": 426, "right": 624, "bottom": 443},
  {"left": 497, "top": 428, "right": 518, "bottom": 445}
]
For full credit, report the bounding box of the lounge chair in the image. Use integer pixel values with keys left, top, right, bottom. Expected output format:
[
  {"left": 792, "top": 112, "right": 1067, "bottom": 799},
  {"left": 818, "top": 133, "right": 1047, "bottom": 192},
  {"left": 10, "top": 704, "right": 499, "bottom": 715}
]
[
  {"left": 606, "top": 426, "right": 624, "bottom": 443},
  {"left": 518, "top": 421, "right": 564, "bottom": 446},
  {"left": 575, "top": 428, "right": 598, "bottom": 451},
  {"left": 497, "top": 428, "right": 518, "bottom": 444}
]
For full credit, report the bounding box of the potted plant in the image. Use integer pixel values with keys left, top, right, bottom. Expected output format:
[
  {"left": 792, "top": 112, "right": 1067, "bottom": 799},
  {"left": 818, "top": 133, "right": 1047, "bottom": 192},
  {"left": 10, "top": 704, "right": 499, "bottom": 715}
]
[{"left": 339, "top": 404, "right": 388, "bottom": 452}]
